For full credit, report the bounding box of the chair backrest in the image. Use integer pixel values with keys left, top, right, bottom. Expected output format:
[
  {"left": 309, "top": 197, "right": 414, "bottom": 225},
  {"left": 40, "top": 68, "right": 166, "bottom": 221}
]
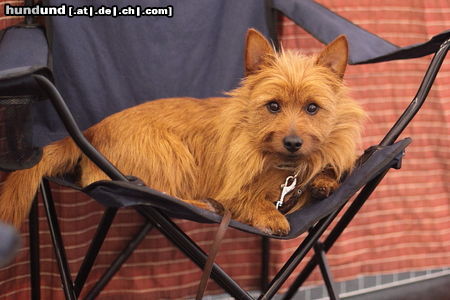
[{"left": 32, "top": 0, "right": 272, "bottom": 147}]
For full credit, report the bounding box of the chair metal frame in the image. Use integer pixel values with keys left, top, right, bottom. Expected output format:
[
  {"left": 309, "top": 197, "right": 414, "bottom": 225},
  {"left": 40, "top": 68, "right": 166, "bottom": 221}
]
[{"left": 23, "top": 33, "right": 449, "bottom": 300}]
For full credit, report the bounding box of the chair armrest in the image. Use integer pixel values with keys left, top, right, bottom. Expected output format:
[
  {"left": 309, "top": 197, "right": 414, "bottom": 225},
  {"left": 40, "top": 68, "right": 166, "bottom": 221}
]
[
  {"left": 272, "top": 0, "right": 450, "bottom": 64},
  {"left": 272, "top": 0, "right": 399, "bottom": 64}
]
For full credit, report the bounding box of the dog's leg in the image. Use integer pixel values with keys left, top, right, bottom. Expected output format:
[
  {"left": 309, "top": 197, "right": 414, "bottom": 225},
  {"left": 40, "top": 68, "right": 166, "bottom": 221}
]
[
  {"left": 309, "top": 167, "right": 339, "bottom": 200},
  {"left": 226, "top": 198, "right": 290, "bottom": 235},
  {"left": 249, "top": 201, "right": 291, "bottom": 235}
]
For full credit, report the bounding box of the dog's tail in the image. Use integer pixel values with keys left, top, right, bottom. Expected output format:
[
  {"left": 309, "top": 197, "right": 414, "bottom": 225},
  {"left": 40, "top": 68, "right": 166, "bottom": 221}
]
[{"left": 0, "top": 137, "right": 81, "bottom": 228}]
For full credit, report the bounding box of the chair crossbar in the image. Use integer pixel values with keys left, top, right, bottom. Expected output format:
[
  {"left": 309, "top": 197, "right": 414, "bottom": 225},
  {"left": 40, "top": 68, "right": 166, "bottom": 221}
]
[
  {"left": 74, "top": 207, "right": 118, "bottom": 296},
  {"left": 282, "top": 168, "right": 390, "bottom": 299},
  {"left": 39, "top": 181, "right": 253, "bottom": 299},
  {"left": 40, "top": 179, "right": 77, "bottom": 300},
  {"left": 138, "top": 206, "right": 255, "bottom": 300},
  {"left": 315, "top": 242, "right": 339, "bottom": 300},
  {"left": 261, "top": 237, "right": 270, "bottom": 291},
  {"left": 29, "top": 196, "right": 40, "bottom": 300},
  {"left": 84, "top": 222, "right": 153, "bottom": 300}
]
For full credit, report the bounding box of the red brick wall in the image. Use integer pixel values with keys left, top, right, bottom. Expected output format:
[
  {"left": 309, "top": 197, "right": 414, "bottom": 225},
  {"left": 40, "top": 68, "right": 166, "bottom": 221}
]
[{"left": 0, "top": 1, "right": 23, "bottom": 28}]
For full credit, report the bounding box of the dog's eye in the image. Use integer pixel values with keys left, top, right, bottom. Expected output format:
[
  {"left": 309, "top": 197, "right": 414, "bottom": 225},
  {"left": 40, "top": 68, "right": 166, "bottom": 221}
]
[
  {"left": 305, "top": 103, "right": 319, "bottom": 115},
  {"left": 266, "top": 101, "right": 281, "bottom": 113}
]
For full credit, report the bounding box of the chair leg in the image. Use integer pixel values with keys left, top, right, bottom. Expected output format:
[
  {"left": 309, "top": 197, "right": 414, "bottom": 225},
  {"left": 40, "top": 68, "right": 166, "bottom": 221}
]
[
  {"left": 29, "top": 194, "right": 40, "bottom": 300},
  {"left": 281, "top": 170, "right": 389, "bottom": 300},
  {"left": 261, "top": 237, "right": 270, "bottom": 292},
  {"left": 74, "top": 207, "right": 118, "bottom": 296},
  {"left": 258, "top": 212, "right": 341, "bottom": 300},
  {"left": 40, "top": 179, "right": 77, "bottom": 300},
  {"left": 138, "top": 207, "right": 254, "bottom": 300},
  {"left": 84, "top": 222, "right": 153, "bottom": 300},
  {"left": 314, "top": 242, "right": 339, "bottom": 300}
]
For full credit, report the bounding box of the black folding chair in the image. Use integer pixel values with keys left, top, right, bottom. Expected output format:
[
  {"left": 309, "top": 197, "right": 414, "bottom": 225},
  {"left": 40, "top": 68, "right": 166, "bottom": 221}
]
[{"left": 0, "top": 0, "right": 448, "bottom": 299}]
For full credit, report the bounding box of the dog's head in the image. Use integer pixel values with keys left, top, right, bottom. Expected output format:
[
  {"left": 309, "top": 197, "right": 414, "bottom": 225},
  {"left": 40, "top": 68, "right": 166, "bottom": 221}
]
[{"left": 233, "top": 29, "right": 365, "bottom": 177}]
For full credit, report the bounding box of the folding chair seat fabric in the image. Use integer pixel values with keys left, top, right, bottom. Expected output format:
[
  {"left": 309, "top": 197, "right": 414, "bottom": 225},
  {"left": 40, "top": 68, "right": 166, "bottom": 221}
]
[{"left": 50, "top": 138, "right": 410, "bottom": 239}]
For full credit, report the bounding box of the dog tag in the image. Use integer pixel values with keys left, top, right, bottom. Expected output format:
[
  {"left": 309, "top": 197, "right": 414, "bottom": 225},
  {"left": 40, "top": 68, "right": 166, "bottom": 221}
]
[{"left": 276, "top": 175, "right": 297, "bottom": 210}]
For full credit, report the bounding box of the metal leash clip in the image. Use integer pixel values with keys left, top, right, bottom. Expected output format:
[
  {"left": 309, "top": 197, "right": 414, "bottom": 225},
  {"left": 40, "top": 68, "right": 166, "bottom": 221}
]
[{"left": 276, "top": 175, "right": 297, "bottom": 210}]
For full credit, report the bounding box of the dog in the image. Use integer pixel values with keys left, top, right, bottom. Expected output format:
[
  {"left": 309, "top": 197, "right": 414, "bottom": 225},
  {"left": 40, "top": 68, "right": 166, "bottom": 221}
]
[{"left": 0, "top": 29, "right": 365, "bottom": 235}]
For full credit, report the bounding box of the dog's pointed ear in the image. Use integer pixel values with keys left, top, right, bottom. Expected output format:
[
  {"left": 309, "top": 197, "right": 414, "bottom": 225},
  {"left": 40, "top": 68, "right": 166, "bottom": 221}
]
[
  {"left": 316, "top": 35, "right": 349, "bottom": 78},
  {"left": 245, "top": 29, "right": 275, "bottom": 76}
]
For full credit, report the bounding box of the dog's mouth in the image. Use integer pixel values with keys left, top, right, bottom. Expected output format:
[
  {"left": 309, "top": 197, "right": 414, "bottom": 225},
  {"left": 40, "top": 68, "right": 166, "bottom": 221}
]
[
  {"left": 274, "top": 152, "right": 302, "bottom": 170},
  {"left": 275, "top": 162, "right": 298, "bottom": 171}
]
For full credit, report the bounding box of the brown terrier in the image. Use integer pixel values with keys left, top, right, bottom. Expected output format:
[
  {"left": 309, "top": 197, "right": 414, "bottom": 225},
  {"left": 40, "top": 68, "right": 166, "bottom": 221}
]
[{"left": 0, "top": 29, "right": 365, "bottom": 235}]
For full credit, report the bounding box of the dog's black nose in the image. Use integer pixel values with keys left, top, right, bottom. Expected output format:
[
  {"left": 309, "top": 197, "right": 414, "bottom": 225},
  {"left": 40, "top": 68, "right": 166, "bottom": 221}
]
[{"left": 283, "top": 135, "right": 303, "bottom": 153}]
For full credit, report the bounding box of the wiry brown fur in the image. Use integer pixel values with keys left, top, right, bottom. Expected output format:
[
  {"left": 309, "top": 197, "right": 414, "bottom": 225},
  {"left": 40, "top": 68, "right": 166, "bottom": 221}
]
[{"left": 0, "top": 29, "right": 365, "bottom": 235}]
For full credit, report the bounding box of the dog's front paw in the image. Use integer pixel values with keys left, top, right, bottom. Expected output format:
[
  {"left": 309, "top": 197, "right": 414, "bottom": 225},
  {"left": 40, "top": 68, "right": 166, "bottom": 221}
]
[
  {"left": 309, "top": 175, "right": 339, "bottom": 200},
  {"left": 252, "top": 210, "right": 290, "bottom": 236}
]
